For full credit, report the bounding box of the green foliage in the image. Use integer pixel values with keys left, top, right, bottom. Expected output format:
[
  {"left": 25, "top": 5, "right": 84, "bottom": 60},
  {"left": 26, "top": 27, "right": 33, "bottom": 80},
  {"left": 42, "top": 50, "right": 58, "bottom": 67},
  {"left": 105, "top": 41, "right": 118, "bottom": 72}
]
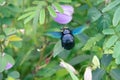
[
  {"left": 1, "top": 0, "right": 120, "bottom": 80},
  {"left": 0, "top": 53, "right": 15, "bottom": 72},
  {"left": 92, "top": 68, "right": 105, "bottom": 80},
  {"left": 53, "top": 40, "right": 64, "bottom": 57},
  {"left": 110, "top": 69, "right": 120, "bottom": 80},
  {"left": 88, "top": 7, "right": 101, "bottom": 22},
  {"left": 113, "top": 6, "right": 120, "bottom": 26},
  {"left": 102, "top": 0, "right": 120, "bottom": 12},
  {"left": 82, "top": 33, "right": 104, "bottom": 51}
]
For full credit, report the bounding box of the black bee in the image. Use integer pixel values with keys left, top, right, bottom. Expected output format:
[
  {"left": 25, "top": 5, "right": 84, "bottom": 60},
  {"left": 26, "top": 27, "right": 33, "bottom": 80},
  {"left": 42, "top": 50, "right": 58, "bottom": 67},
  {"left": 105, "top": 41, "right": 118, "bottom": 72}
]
[{"left": 46, "top": 26, "right": 87, "bottom": 50}]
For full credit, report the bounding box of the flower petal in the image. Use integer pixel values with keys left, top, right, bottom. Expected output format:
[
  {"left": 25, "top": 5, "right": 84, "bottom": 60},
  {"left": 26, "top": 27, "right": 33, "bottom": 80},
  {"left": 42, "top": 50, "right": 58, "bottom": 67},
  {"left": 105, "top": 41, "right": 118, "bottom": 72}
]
[
  {"left": 61, "top": 5, "right": 74, "bottom": 15},
  {"left": 53, "top": 12, "right": 72, "bottom": 24},
  {"left": 5, "top": 62, "right": 13, "bottom": 70},
  {"left": 84, "top": 67, "right": 92, "bottom": 80},
  {"left": 52, "top": 5, "right": 74, "bottom": 24}
]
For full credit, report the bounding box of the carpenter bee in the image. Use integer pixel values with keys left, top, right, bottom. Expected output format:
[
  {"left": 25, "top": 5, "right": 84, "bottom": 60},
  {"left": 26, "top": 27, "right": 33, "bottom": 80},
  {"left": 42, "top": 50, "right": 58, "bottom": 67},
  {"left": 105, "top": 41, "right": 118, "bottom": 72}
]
[{"left": 46, "top": 26, "right": 87, "bottom": 50}]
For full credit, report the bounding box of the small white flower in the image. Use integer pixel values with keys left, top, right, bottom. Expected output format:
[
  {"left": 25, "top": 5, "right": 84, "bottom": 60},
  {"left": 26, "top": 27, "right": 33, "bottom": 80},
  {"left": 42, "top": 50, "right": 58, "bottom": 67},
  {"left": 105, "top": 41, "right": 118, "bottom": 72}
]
[
  {"left": 84, "top": 66, "right": 92, "bottom": 80},
  {"left": 60, "top": 60, "right": 78, "bottom": 74},
  {"left": 92, "top": 55, "right": 100, "bottom": 69}
]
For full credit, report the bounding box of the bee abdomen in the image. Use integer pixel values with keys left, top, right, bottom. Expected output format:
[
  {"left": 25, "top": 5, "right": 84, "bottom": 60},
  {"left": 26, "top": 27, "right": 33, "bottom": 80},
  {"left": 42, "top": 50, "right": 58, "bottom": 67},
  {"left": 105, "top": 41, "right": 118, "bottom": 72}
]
[{"left": 61, "top": 34, "right": 75, "bottom": 50}]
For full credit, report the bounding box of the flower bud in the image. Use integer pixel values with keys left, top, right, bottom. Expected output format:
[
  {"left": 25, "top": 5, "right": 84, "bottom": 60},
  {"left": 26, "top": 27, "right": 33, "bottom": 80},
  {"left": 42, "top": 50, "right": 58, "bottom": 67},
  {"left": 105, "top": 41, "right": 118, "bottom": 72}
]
[{"left": 84, "top": 67, "right": 92, "bottom": 80}]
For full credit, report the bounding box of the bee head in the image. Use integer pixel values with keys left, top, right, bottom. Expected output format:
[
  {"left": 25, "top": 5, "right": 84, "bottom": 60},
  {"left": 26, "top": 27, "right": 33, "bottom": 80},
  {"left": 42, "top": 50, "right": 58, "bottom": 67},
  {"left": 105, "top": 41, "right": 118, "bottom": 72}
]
[{"left": 61, "top": 27, "right": 71, "bottom": 34}]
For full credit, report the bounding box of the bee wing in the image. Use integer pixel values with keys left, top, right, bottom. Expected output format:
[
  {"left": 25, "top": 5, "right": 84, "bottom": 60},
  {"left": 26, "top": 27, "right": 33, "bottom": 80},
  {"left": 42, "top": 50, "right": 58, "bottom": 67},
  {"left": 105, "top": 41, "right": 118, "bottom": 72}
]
[
  {"left": 72, "top": 25, "right": 88, "bottom": 35},
  {"left": 45, "top": 32, "right": 61, "bottom": 38}
]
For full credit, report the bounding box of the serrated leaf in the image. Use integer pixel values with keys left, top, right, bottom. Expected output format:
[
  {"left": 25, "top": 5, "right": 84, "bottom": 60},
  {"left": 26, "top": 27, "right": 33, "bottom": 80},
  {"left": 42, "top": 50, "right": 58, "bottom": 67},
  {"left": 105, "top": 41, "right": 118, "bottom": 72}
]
[
  {"left": 102, "top": 0, "right": 120, "bottom": 12},
  {"left": 102, "top": 28, "right": 115, "bottom": 35},
  {"left": 113, "top": 6, "right": 120, "bottom": 26},
  {"left": 88, "top": 7, "right": 101, "bottom": 22},
  {"left": 39, "top": 9, "right": 45, "bottom": 24},
  {"left": 104, "top": 35, "right": 118, "bottom": 49},
  {"left": 53, "top": 3, "right": 63, "bottom": 13},
  {"left": 47, "top": 6, "right": 56, "bottom": 17},
  {"left": 82, "top": 34, "right": 103, "bottom": 51},
  {"left": 8, "top": 35, "right": 22, "bottom": 41},
  {"left": 110, "top": 68, "right": 120, "bottom": 80},
  {"left": 18, "top": 12, "right": 34, "bottom": 20},
  {"left": 53, "top": 40, "right": 64, "bottom": 57},
  {"left": 59, "top": 0, "right": 71, "bottom": 3},
  {"left": 113, "top": 41, "right": 120, "bottom": 58},
  {"left": 24, "top": 14, "right": 35, "bottom": 24}
]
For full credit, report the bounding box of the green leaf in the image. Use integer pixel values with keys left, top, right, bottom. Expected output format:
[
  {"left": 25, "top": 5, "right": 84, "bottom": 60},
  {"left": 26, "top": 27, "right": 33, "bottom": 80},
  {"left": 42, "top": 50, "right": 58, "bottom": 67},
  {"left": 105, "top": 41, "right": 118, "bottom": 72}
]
[
  {"left": 110, "top": 68, "right": 120, "bottom": 80},
  {"left": 113, "top": 41, "right": 120, "bottom": 58},
  {"left": 24, "top": 7, "right": 36, "bottom": 12},
  {"left": 5, "top": 54, "right": 15, "bottom": 66},
  {"left": 53, "top": 40, "right": 64, "bottom": 57},
  {"left": 53, "top": 3, "right": 63, "bottom": 13},
  {"left": 115, "top": 56, "right": 120, "bottom": 64},
  {"left": 104, "top": 35, "right": 118, "bottom": 49},
  {"left": 3, "top": 28, "right": 16, "bottom": 36},
  {"left": 8, "top": 71, "right": 20, "bottom": 79},
  {"left": 33, "top": 8, "right": 40, "bottom": 33},
  {"left": 8, "top": 35, "right": 22, "bottom": 41},
  {"left": 59, "top": 0, "right": 71, "bottom": 3},
  {"left": 20, "top": 47, "right": 34, "bottom": 65},
  {"left": 36, "top": 67, "right": 58, "bottom": 77},
  {"left": 24, "top": 14, "right": 35, "bottom": 24},
  {"left": 0, "top": 54, "right": 7, "bottom": 72},
  {"left": 39, "top": 8, "right": 45, "bottom": 24},
  {"left": 56, "top": 69, "right": 68, "bottom": 77},
  {"left": 102, "top": 28, "right": 115, "bottom": 35},
  {"left": 101, "top": 54, "right": 112, "bottom": 67},
  {"left": 47, "top": 6, "right": 56, "bottom": 17},
  {"left": 88, "top": 7, "right": 101, "bottom": 22},
  {"left": 0, "top": 73, "right": 3, "bottom": 80},
  {"left": 102, "top": 0, "right": 120, "bottom": 12},
  {"left": 82, "top": 34, "right": 104, "bottom": 51},
  {"left": 0, "top": 35, "right": 5, "bottom": 41},
  {"left": 10, "top": 41, "right": 22, "bottom": 48},
  {"left": 113, "top": 6, "right": 120, "bottom": 26},
  {"left": 6, "top": 76, "right": 15, "bottom": 80},
  {"left": 68, "top": 69, "right": 79, "bottom": 80},
  {"left": 92, "top": 68, "right": 105, "bottom": 80},
  {"left": 18, "top": 12, "right": 34, "bottom": 20},
  {"left": 97, "top": 14, "right": 111, "bottom": 31},
  {"left": 69, "top": 55, "right": 91, "bottom": 65}
]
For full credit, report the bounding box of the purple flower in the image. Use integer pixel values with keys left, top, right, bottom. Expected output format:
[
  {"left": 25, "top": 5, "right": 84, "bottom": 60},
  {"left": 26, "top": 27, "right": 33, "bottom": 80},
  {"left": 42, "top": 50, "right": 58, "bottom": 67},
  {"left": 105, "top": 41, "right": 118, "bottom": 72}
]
[
  {"left": 53, "top": 5, "right": 74, "bottom": 24},
  {"left": 5, "top": 62, "right": 13, "bottom": 70}
]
